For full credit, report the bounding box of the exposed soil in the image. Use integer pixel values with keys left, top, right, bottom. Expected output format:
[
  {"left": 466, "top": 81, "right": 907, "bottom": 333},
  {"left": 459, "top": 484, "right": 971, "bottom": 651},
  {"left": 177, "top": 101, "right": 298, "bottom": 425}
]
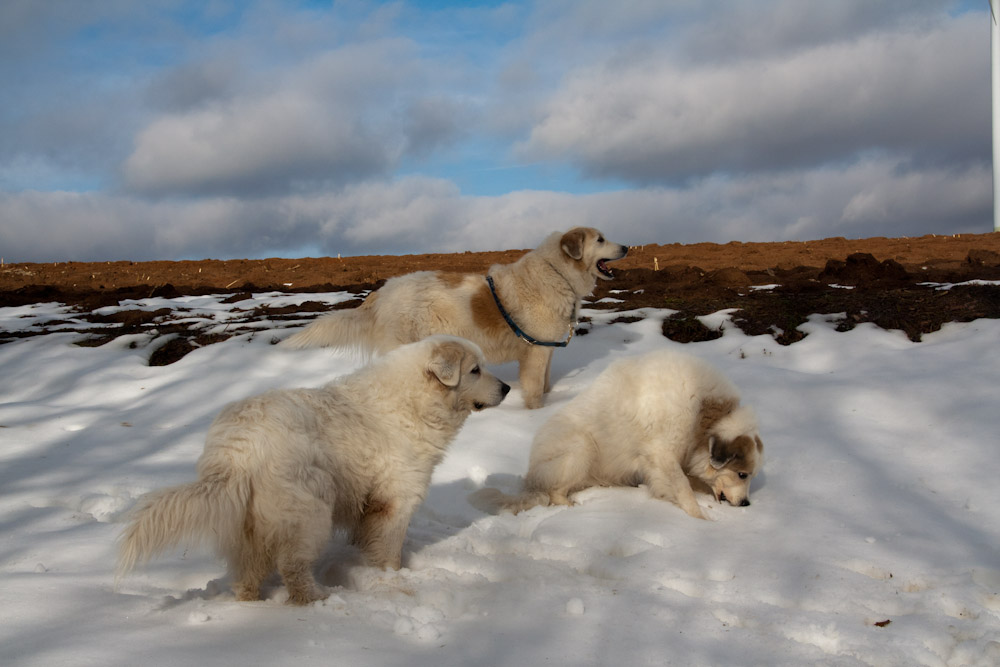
[{"left": 3, "top": 233, "right": 1000, "bottom": 364}]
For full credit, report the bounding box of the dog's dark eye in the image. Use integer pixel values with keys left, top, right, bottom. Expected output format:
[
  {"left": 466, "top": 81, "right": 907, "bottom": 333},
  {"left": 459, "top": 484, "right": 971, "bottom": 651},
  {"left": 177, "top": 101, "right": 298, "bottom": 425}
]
[
  {"left": 470, "top": 366, "right": 481, "bottom": 375},
  {"left": 738, "top": 472, "right": 749, "bottom": 480},
  {"left": 597, "top": 236, "right": 605, "bottom": 243}
]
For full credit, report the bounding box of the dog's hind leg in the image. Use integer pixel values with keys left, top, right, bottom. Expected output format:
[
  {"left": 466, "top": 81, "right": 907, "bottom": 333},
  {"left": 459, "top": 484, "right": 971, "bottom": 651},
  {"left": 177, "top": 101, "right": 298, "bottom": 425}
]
[
  {"left": 230, "top": 525, "right": 273, "bottom": 602},
  {"left": 524, "top": 427, "right": 593, "bottom": 506},
  {"left": 273, "top": 499, "right": 334, "bottom": 605}
]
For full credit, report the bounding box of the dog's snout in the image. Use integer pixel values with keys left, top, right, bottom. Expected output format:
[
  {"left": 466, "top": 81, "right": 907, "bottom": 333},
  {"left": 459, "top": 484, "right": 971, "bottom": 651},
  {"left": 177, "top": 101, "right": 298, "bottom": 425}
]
[
  {"left": 739, "top": 498, "right": 750, "bottom": 507},
  {"left": 499, "top": 381, "right": 511, "bottom": 397}
]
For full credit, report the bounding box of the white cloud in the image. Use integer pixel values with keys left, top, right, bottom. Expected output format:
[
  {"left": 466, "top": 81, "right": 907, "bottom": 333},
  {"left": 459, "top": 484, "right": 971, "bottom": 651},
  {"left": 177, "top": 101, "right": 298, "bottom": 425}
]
[
  {"left": 2, "top": 156, "right": 988, "bottom": 263},
  {"left": 0, "top": 191, "right": 157, "bottom": 262},
  {"left": 519, "top": 13, "right": 987, "bottom": 182},
  {"left": 123, "top": 39, "right": 431, "bottom": 196},
  {"left": 677, "top": 0, "right": 952, "bottom": 63},
  {"left": 460, "top": 158, "right": 990, "bottom": 249},
  {"left": 124, "top": 93, "right": 393, "bottom": 195}
]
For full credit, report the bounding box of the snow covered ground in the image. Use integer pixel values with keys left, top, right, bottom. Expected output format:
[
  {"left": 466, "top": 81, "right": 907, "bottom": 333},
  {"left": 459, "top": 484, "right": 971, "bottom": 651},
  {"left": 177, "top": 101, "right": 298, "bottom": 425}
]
[{"left": 1, "top": 290, "right": 999, "bottom": 666}]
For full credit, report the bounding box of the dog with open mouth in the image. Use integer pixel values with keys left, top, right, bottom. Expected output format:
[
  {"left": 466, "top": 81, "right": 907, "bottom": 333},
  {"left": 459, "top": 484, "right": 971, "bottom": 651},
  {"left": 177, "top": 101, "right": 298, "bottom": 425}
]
[
  {"left": 281, "top": 227, "right": 628, "bottom": 409},
  {"left": 472, "top": 349, "right": 763, "bottom": 518}
]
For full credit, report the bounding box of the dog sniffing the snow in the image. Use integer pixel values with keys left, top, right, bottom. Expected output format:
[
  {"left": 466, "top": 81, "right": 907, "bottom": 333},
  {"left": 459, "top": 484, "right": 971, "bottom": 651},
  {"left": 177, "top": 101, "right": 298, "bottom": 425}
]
[{"left": 473, "top": 349, "right": 763, "bottom": 519}]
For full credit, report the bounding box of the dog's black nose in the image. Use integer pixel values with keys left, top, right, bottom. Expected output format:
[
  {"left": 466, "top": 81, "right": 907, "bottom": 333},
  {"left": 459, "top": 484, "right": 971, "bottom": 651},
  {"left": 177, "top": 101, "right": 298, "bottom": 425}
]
[
  {"left": 740, "top": 498, "right": 751, "bottom": 507},
  {"left": 500, "top": 382, "right": 511, "bottom": 396}
]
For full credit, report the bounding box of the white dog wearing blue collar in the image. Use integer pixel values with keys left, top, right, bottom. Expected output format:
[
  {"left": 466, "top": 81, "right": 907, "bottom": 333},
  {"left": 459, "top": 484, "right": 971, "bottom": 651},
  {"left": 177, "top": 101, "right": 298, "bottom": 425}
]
[{"left": 281, "top": 227, "right": 628, "bottom": 408}]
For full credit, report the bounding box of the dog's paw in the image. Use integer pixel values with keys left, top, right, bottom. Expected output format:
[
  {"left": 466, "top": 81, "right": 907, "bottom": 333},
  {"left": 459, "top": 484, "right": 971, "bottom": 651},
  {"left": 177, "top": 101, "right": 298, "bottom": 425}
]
[
  {"left": 676, "top": 500, "right": 708, "bottom": 520},
  {"left": 697, "top": 503, "right": 724, "bottom": 521},
  {"left": 547, "top": 491, "right": 574, "bottom": 507},
  {"left": 523, "top": 395, "right": 545, "bottom": 409},
  {"left": 285, "top": 585, "right": 330, "bottom": 606}
]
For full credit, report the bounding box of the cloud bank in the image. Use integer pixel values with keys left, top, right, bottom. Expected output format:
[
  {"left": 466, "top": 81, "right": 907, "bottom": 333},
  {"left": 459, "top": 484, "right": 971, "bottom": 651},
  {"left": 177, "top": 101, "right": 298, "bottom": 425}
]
[{"left": 0, "top": 1, "right": 991, "bottom": 262}]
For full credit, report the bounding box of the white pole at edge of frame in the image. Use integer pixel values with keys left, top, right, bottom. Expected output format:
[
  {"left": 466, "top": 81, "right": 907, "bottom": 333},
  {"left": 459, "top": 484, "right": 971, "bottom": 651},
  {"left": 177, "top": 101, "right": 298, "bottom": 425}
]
[{"left": 992, "top": 0, "right": 999, "bottom": 231}]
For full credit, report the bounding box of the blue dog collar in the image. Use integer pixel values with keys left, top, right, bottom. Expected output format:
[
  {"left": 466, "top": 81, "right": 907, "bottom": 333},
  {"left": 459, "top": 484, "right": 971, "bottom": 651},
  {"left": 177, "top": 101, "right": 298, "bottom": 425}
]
[{"left": 486, "top": 275, "right": 574, "bottom": 347}]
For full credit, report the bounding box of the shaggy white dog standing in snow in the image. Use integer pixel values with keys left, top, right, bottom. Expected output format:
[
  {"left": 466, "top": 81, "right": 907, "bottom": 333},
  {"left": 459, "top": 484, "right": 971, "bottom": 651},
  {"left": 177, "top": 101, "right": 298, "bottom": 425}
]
[{"left": 118, "top": 336, "right": 509, "bottom": 604}]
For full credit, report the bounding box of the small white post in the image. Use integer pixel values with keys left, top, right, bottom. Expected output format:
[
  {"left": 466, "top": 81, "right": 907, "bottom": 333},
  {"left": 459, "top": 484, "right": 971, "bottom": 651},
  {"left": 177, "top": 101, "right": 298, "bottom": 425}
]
[{"left": 992, "top": 0, "right": 1000, "bottom": 230}]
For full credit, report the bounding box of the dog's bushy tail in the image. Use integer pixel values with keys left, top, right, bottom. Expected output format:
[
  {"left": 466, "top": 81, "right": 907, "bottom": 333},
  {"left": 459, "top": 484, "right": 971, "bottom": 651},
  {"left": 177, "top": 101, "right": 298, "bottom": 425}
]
[
  {"left": 279, "top": 303, "right": 375, "bottom": 351},
  {"left": 468, "top": 487, "right": 552, "bottom": 515},
  {"left": 116, "top": 472, "right": 249, "bottom": 584}
]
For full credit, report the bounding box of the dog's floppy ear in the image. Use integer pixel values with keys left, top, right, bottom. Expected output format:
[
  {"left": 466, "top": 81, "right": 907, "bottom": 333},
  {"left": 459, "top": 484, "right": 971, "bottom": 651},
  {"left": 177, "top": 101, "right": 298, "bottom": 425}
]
[
  {"left": 709, "top": 434, "right": 754, "bottom": 469},
  {"left": 560, "top": 228, "right": 587, "bottom": 261},
  {"left": 427, "top": 340, "right": 466, "bottom": 388},
  {"left": 708, "top": 436, "right": 731, "bottom": 469}
]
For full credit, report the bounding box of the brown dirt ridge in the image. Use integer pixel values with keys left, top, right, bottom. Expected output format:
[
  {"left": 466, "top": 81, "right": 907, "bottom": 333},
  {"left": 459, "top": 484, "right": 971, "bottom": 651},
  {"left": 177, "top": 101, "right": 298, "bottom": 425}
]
[{"left": 2, "top": 233, "right": 1000, "bottom": 364}]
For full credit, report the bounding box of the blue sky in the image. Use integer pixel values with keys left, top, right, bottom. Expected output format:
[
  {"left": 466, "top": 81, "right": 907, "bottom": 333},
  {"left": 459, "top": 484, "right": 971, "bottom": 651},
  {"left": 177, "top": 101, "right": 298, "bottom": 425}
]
[{"left": 0, "top": 0, "right": 993, "bottom": 262}]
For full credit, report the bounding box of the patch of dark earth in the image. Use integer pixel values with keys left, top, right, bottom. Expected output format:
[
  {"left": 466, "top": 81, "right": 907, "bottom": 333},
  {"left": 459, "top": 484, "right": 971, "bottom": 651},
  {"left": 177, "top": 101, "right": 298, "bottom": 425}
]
[{"left": 3, "top": 252, "right": 999, "bottom": 366}]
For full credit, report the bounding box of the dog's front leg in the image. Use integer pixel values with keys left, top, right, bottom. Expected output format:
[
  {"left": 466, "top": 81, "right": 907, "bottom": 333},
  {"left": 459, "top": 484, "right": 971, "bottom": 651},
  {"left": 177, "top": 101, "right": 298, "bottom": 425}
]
[
  {"left": 519, "top": 346, "right": 553, "bottom": 409},
  {"left": 645, "top": 461, "right": 706, "bottom": 520},
  {"left": 356, "top": 496, "right": 418, "bottom": 570}
]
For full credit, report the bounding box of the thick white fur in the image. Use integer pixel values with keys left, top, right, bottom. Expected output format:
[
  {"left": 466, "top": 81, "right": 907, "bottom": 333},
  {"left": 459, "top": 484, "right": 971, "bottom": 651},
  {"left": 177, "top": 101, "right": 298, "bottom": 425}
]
[
  {"left": 474, "top": 349, "right": 763, "bottom": 519},
  {"left": 117, "top": 336, "right": 509, "bottom": 605},
  {"left": 280, "top": 227, "right": 628, "bottom": 409}
]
